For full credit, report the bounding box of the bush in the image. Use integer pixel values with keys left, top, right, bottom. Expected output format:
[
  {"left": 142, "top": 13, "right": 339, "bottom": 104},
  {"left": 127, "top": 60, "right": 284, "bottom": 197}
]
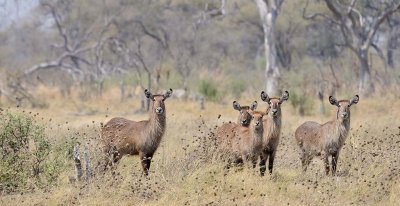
[
  {"left": 290, "top": 91, "right": 315, "bottom": 116},
  {"left": 0, "top": 110, "right": 65, "bottom": 193},
  {"left": 199, "top": 79, "right": 219, "bottom": 101},
  {"left": 230, "top": 80, "right": 247, "bottom": 99}
]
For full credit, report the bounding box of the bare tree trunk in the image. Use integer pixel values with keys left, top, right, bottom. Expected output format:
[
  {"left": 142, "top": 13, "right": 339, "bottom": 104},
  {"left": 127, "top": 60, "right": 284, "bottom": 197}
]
[
  {"left": 358, "top": 49, "right": 374, "bottom": 96},
  {"left": 304, "top": 0, "right": 400, "bottom": 97},
  {"left": 387, "top": 44, "right": 394, "bottom": 69},
  {"left": 200, "top": 97, "right": 205, "bottom": 110},
  {"left": 84, "top": 146, "right": 91, "bottom": 182},
  {"left": 73, "top": 144, "right": 83, "bottom": 181},
  {"left": 140, "top": 93, "right": 145, "bottom": 112},
  {"left": 146, "top": 72, "right": 151, "bottom": 111},
  {"left": 387, "top": 26, "right": 397, "bottom": 69},
  {"left": 255, "top": 0, "right": 282, "bottom": 96},
  {"left": 120, "top": 80, "right": 125, "bottom": 102},
  {"left": 318, "top": 91, "right": 325, "bottom": 115},
  {"left": 98, "top": 80, "right": 104, "bottom": 98}
]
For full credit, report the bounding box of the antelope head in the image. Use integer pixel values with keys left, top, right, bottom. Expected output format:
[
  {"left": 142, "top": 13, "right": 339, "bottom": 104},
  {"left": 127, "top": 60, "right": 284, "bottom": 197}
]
[
  {"left": 329, "top": 95, "right": 359, "bottom": 121},
  {"left": 260, "top": 90, "right": 289, "bottom": 118},
  {"left": 145, "top": 88, "right": 173, "bottom": 115},
  {"left": 249, "top": 111, "right": 265, "bottom": 131},
  {"left": 233, "top": 100, "right": 258, "bottom": 126}
]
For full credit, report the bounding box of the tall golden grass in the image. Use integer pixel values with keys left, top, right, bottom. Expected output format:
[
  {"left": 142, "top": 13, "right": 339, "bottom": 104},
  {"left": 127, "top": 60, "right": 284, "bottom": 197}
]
[{"left": 1, "top": 87, "right": 399, "bottom": 205}]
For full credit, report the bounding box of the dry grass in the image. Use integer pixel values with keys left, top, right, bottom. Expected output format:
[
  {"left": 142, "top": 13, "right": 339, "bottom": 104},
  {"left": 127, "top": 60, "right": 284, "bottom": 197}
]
[{"left": 1, "top": 89, "right": 400, "bottom": 206}]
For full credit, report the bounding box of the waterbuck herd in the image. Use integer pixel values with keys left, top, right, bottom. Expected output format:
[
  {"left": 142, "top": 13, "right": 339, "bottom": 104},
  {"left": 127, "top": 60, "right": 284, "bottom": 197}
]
[{"left": 101, "top": 88, "right": 359, "bottom": 177}]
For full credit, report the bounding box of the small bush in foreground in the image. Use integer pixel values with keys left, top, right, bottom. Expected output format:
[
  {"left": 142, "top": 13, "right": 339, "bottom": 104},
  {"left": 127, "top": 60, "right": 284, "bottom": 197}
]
[{"left": 0, "top": 110, "right": 65, "bottom": 194}]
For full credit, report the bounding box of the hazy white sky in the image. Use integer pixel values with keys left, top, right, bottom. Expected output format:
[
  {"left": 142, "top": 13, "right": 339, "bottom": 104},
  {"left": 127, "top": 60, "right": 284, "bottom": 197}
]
[{"left": 0, "top": 0, "right": 38, "bottom": 29}]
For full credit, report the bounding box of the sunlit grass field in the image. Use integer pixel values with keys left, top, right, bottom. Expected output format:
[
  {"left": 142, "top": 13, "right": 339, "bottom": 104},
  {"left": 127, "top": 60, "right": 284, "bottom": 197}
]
[{"left": 1, "top": 87, "right": 400, "bottom": 205}]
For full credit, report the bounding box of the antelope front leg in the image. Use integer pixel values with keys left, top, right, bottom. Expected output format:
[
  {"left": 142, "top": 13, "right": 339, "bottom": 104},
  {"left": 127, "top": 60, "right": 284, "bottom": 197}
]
[
  {"left": 331, "top": 152, "right": 339, "bottom": 176},
  {"left": 300, "top": 149, "right": 312, "bottom": 172},
  {"left": 251, "top": 156, "right": 258, "bottom": 169},
  {"left": 268, "top": 150, "right": 276, "bottom": 175},
  {"left": 104, "top": 146, "right": 121, "bottom": 171},
  {"left": 140, "top": 153, "right": 153, "bottom": 176},
  {"left": 259, "top": 152, "right": 268, "bottom": 176}
]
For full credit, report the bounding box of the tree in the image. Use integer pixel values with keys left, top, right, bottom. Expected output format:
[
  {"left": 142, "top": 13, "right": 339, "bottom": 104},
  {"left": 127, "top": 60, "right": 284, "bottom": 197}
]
[
  {"left": 386, "top": 14, "right": 400, "bottom": 68},
  {"left": 255, "top": 0, "right": 285, "bottom": 96},
  {"left": 304, "top": 0, "right": 400, "bottom": 96},
  {"left": 23, "top": 0, "right": 122, "bottom": 97}
]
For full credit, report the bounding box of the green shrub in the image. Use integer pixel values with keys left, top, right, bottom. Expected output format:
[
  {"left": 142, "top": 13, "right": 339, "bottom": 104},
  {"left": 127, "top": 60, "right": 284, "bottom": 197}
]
[
  {"left": 199, "top": 79, "right": 219, "bottom": 101},
  {"left": 290, "top": 91, "right": 315, "bottom": 116},
  {"left": 230, "top": 80, "right": 247, "bottom": 99},
  {"left": 0, "top": 111, "right": 65, "bottom": 193}
]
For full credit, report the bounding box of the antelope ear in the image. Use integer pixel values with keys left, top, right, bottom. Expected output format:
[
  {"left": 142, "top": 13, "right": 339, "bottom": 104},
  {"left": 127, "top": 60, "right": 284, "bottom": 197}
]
[
  {"left": 329, "top": 96, "right": 339, "bottom": 106},
  {"left": 349, "top": 95, "right": 359, "bottom": 106},
  {"left": 233, "top": 101, "right": 241, "bottom": 111},
  {"left": 260, "top": 91, "right": 270, "bottom": 104},
  {"left": 250, "top": 101, "right": 257, "bottom": 111},
  {"left": 164, "top": 88, "right": 173, "bottom": 99},
  {"left": 280, "top": 91, "right": 289, "bottom": 103},
  {"left": 144, "top": 89, "right": 153, "bottom": 99}
]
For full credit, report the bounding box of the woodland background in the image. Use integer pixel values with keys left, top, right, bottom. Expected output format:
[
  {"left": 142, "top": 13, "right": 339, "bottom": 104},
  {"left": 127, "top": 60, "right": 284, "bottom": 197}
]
[{"left": 1, "top": 1, "right": 400, "bottom": 205}]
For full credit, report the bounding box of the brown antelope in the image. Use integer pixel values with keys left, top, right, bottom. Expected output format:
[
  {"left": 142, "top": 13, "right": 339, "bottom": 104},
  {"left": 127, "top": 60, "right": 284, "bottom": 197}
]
[
  {"left": 234, "top": 101, "right": 258, "bottom": 126},
  {"left": 215, "top": 101, "right": 257, "bottom": 144},
  {"left": 295, "top": 95, "right": 359, "bottom": 175},
  {"left": 259, "top": 91, "right": 289, "bottom": 176},
  {"left": 216, "top": 110, "right": 265, "bottom": 168},
  {"left": 101, "top": 88, "right": 173, "bottom": 175}
]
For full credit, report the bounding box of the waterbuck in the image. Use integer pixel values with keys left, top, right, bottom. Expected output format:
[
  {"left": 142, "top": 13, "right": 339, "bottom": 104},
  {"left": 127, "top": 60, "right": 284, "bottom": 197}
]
[
  {"left": 295, "top": 95, "right": 359, "bottom": 175},
  {"left": 101, "top": 89, "right": 173, "bottom": 175},
  {"left": 259, "top": 91, "right": 289, "bottom": 176},
  {"left": 215, "top": 101, "right": 257, "bottom": 146},
  {"left": 234, "top": 101, "right": 258, "bottom": 126},
  {"left": 216, "top": 110, "right": 265, "bottom": 168}
]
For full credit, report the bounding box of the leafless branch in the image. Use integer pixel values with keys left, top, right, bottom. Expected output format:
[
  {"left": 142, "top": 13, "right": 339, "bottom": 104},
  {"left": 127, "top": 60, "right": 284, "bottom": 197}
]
[
  {"left": 134, "top": 38, "right": 150, "bottom": 74},
  {"left": 346, "top": 0, "right": 364, "bottom": 27},
  {"left": 133, "top": 19, "right": 168, "bottom": 49},
  {"left": 303, "top": 0, "right": 340, "bottom": 25},
  {"left": 196, "top": 0, "right": 226, "bottom": 25},
  {"left": 207, "top": 0, "right": 226, "bottom": 17},
  {"left": 25, "top": 3, "right": 122, "bottom": 81},
  {"left": 364, "top": 2, "right": 400, "bottom": 49},
  {"left": 324, "top": 0, "right": 343, "bottom": 19},
  {"left": 276, "top": 0, "right": 285, "bottom": 10},
  {"left": 370, "top": 42, "right": 387, "bottom": 69},
  {"left": 41, "top": 2, "right": 71, "bottom": 52}
]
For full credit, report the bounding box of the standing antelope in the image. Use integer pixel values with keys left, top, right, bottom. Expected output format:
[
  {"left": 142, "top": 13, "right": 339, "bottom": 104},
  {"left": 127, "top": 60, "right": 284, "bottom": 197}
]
[
  {"left": 259, "top": 91, "right": 289, "bottom": 176},
  {"left": 216, "top": 110, "right": 265, "bottom": 168},
  {"left": 295, "top": 95, "right": 359, "bottom": 175},
  {"left": 215, "top": 101, "right": 257, "bottom": 146},
  {"left": 224, "top": 101, "right": 258, "bottom": 129},
  {"left": 101, "top": 89, "right": 173, "bottom": 175}
]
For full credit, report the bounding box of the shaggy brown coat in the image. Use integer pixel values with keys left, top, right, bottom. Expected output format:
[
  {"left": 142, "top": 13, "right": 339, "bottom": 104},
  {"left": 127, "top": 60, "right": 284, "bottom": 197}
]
[
  {"left": 101, "top": 89, "right": 172, "bottom": 175},
  {"left": 217, "top": 111, "right": 265, "bottom": 167},
  {"left": 295, "top": 95, "right": 359, "bottom": 175},
  {"left": 215, "top": 101, "right": 257, "bottom": 152},
  {"left": 259, "top": 91, "right": 289, "bottom": 176}
]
